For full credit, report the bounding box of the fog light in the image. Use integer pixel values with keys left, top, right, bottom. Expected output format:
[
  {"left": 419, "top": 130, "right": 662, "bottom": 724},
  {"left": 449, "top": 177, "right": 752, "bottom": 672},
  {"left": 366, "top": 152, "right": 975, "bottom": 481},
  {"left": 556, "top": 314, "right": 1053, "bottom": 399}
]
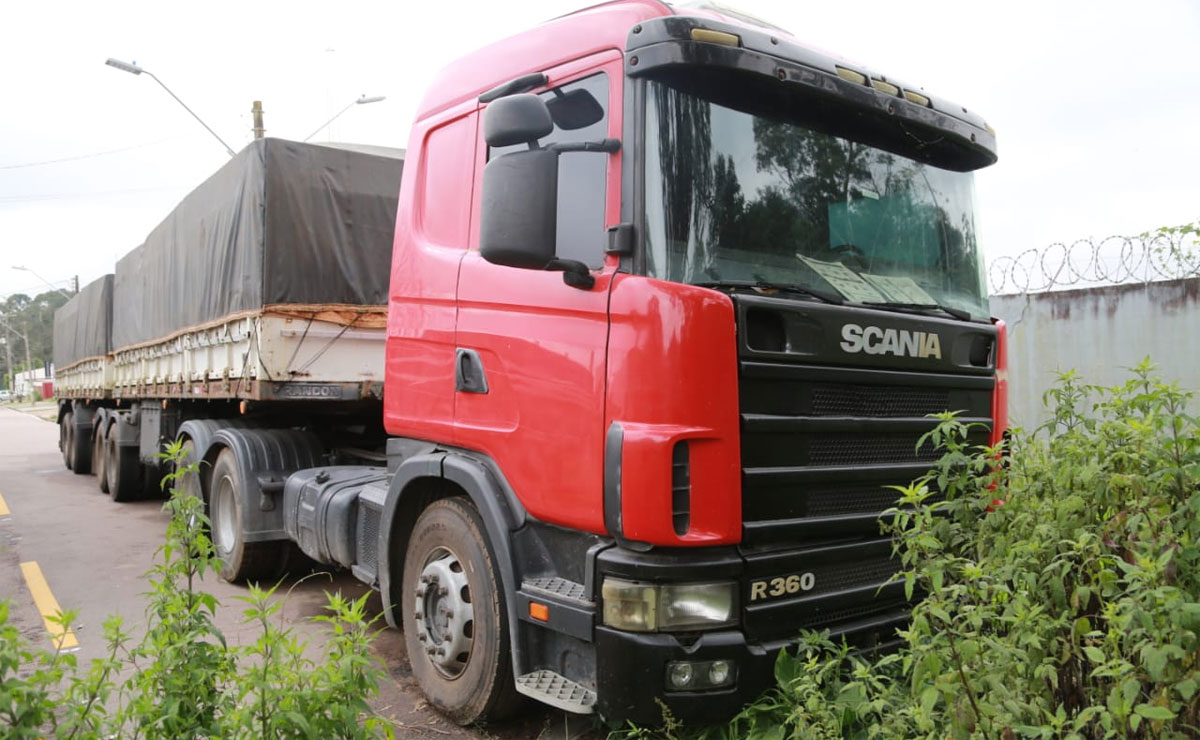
[
  {"left": 665, "top": 659, "right": 737, "bottom": 691},
  {"left": 668, "top": 662, "right": 694, "bottom": 689},
  {"left": 708, "top": 660, "right": 731, "bottom": 686}
]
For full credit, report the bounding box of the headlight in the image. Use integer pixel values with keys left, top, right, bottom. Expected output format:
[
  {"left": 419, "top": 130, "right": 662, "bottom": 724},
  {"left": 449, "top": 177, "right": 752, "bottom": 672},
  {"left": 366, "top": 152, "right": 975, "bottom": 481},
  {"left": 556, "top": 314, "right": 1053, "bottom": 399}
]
[{"left": 601, "top": 578, "right": 737, "bottom": 632}]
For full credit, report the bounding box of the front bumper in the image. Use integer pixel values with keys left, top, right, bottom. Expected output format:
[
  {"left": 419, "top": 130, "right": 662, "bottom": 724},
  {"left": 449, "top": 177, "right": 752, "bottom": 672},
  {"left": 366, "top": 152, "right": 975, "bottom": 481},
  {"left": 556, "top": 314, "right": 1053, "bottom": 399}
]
[{"left": 595, "top": 626, "right": 777, "bottom": 726}]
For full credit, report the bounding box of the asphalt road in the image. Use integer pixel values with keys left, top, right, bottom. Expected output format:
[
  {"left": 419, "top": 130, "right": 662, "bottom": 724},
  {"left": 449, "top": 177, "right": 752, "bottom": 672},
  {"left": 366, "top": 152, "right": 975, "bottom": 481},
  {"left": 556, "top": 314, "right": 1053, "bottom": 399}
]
[{"left": 0, "top": 406, "right": 595, "bottom": 740}]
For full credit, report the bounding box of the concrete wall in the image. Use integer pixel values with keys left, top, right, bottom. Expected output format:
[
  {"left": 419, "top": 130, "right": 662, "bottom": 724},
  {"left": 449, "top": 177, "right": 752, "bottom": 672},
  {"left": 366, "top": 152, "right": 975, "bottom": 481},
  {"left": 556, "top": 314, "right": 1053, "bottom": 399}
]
[{"left": 990, "top": 278, "right": 1200, "bottom": 428}]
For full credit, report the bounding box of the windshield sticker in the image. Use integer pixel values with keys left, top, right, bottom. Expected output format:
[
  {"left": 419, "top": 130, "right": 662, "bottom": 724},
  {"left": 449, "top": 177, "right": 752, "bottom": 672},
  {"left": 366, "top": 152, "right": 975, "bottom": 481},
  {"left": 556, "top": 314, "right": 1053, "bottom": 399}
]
[
  {"left": 860, "top": 274, "right": 936, "bottom": 305},
  {"left": 798, "top": 256, "right": 886, "bottom": 303}
]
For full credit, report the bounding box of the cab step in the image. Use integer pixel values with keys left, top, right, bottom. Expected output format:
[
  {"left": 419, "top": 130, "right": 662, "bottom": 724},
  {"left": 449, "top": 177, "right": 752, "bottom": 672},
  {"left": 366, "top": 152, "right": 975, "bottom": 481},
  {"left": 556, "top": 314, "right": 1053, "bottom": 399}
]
[
  {"left": 522, "top": 576, "right": 591, "bottom": 604},
  {"left": 515, "top": 670, "right": 596, "bottom": 714}
]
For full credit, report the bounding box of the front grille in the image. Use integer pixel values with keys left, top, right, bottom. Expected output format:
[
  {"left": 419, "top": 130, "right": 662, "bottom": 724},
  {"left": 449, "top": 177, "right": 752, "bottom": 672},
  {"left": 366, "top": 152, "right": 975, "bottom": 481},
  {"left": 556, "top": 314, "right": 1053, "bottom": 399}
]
[
  {"left": 807, "top": 486, "right": 903, "bottom": 516},
  {"left": 806, "top": 557, "right": 900, "bottom": 597},
  {"left": 812, "top": 383, "right": 950, "bottom": 417},
  {"left": 809, "top": 435, "right": 939, "bottom": 466},
  {"left": 732, "top": 295, "right": 997, "bottom": 644},
  {"left": 738, "top": 358, "right": 992, "bottom": 544}
]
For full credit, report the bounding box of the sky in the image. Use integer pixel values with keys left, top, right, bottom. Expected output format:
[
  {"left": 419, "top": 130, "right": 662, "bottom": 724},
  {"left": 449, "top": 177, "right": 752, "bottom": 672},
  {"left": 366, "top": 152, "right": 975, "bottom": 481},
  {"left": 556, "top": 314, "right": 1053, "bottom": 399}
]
[{"left": 1, "top": 0, "right": 1198, "bottom": 299}]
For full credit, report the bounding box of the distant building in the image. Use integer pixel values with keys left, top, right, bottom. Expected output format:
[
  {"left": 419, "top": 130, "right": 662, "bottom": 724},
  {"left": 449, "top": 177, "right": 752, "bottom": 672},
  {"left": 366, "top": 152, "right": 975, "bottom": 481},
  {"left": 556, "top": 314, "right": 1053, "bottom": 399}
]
[{"left": 14, "top": 366, "right": 54, "bottom": 400}]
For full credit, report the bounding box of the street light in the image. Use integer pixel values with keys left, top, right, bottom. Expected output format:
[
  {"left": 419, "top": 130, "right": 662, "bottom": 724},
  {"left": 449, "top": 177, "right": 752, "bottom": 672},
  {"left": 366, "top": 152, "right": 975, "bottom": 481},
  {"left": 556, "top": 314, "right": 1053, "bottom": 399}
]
[
  {"left": 302, "top": 95, "right": 386, "bottom": 142},
  {"left": 105, "top": 57, "right": 237, "bottom": 158},
  {"left": 12, "top": 266, "right": 73, "bottom": 300}
]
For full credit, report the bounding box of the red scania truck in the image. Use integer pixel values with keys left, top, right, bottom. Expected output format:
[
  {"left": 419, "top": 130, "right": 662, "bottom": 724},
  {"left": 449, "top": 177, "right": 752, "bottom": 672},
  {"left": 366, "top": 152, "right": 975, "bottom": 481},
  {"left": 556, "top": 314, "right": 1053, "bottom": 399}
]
[{"left": 54, "top": 0, "right": 1007, "bottom": 725}]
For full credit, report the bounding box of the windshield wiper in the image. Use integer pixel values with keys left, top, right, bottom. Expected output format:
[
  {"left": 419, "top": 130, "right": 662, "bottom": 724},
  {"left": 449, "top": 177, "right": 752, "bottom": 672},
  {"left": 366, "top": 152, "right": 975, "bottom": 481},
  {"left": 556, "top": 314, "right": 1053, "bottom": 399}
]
[
  {"left": 863, "top": 301, "right": 972, "bottom": 321},
  {"left": 695, "top": 279, "right": 844, "bottom": 305}
]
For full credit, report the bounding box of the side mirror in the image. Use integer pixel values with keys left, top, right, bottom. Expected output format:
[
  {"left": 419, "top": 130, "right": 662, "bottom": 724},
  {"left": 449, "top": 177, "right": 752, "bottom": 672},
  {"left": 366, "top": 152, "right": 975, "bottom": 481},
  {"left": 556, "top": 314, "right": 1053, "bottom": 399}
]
[
  {"left": 483, "top": 94, "right": 553, "bottom": 148},
  {"left": 479, "top": 92, "right": 618, "bottom": 289},
  {"left": 480, "top": 148, "right": 558, "bottom": 269}
]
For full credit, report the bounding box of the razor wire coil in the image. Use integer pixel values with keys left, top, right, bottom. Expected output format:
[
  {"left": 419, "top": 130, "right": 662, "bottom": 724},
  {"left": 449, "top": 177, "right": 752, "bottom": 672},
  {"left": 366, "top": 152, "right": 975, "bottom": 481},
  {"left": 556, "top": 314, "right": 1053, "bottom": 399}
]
[{"left": 988, "top": 229, "right": 1200, "bottom": 295}]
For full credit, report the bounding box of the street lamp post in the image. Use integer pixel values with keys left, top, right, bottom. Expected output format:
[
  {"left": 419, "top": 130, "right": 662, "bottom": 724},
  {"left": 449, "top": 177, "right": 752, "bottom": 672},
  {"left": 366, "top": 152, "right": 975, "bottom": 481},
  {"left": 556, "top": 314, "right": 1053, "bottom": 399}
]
[
  {"left": 0, "top": 314, "right": 33, "bottom": 401},
  {"left": 12, "top": 266, "right": 73, "bottom": 300},
  {"left": 105, "top": 58, "right": 237, "bottom": 157},
  {"left": 302, "top": 95, "right": 386, "bottom": 142}
]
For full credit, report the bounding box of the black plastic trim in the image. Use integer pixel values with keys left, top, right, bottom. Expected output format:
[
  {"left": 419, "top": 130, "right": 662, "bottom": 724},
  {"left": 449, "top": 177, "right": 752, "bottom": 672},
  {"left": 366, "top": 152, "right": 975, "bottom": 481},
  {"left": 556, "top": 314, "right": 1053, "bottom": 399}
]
[
  {"left": 208, "top": 427, "right": 325, "bottom": 543},
  {"left": 603, "top": 421, "right": 624, "bottom": 538},
  {"left": 516, "top": 589, "right": 594, "bottom": 641},
  {"left": 454, "top": 347, "right": 490, "bottom": 394},
  {"left": 479, "top": 72, "right": 548, "bottom": 103},
  {"left": 625, "top": 17, "right": 995, "bottom": 172},
  {"left": 377, "top": 452, "right": 445, "bottom": 630}
]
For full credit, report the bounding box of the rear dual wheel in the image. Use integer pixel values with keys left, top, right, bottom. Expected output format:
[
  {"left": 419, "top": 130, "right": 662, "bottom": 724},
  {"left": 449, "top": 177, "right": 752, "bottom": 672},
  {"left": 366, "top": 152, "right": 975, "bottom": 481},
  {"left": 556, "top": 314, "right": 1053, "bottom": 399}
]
[
  {"left": 106, "top": 433, "right": 142, "bottom": 503},
  {"left": 69, "top": 417, "right": 92, "bottom": 476},
  {"left": 62, "top": 411, "right": 74, "bottom": 470},
  {"left": 209, "top": 448, "right": 287, "bottom": 583},
  {"left": 93, "top": 422, "right": 109, "bottom": 493}
]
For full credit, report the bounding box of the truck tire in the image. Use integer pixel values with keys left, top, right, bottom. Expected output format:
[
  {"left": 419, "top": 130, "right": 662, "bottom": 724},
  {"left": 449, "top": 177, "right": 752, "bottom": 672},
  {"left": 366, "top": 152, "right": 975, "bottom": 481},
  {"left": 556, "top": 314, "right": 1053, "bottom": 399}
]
[
  {"left": 209, "top": 448, "right": 285, "bottom": 583},
  {"left": 60, "top": 411, "right": 72, "bottom": 469},
  {"left": 70, "top": 418, "right": 93, "bottom": 476},
  {"left": 94, "top": 422, "right": 109, "bottom": 493},
  {"left": 401, "top": 497, "right": 522, "bottom": 725},
  {"left": 62, "top": 411, "right": 75, "bottom": 470},
  {"left": 174, "top": 439, "right": 202, "bottom": 502},
  {"left": 107, "top": 435, "right": 143, "bottom": 503}
]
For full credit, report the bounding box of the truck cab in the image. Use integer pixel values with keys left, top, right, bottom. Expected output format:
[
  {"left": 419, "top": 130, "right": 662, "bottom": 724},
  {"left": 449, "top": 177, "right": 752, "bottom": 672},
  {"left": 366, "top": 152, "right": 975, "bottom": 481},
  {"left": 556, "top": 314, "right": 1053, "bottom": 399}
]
[{"left": 377, "top": 0, "right": 1005, "bottom": 726}]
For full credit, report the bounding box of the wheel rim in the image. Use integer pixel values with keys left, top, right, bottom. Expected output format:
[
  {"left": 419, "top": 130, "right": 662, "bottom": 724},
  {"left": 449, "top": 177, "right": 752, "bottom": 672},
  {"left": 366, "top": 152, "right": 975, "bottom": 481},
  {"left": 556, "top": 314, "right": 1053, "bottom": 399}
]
[
  {"left": 214, "top": 473, "right": 237, "bottom": 555},
  {"left": 413, "top": 546, "right": 475, "bottom": 679}
]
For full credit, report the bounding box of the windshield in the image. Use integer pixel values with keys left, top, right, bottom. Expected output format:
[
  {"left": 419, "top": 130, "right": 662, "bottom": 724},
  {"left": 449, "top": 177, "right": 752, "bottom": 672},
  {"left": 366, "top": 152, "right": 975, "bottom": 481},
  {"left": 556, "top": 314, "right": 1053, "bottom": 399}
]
[{"left": 643, "top": 80, "right": 990, "bottom": 320}]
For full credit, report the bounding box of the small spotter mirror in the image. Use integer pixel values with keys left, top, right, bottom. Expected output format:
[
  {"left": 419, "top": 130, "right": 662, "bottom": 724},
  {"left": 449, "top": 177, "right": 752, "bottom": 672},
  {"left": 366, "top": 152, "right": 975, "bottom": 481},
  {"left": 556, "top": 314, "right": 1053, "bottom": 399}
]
[
  {"left": 484, "top": 94, "right": 553, "bottom": 148},
  {"left": 546, "top": 88, "right": 605, "bottom": 131}
]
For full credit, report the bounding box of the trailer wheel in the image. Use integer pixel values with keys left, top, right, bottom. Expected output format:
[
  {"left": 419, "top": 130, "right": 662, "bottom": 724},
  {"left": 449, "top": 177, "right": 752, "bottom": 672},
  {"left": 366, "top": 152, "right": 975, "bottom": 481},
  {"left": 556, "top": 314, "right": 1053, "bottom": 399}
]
[
  {"left": 94, "top": 422, "right": 109, "bottom": 493},
  {"left": 107, "top": 435, "right": 142, "bottom": 503},
  {"left": 209, "top": 448, "right": 285, "bottom": 583},
  {"left": 174, "top": 439, "right": 202, "bottom": 502},
  {"left": 70, "top": 417, "right": 92, "bottom": 476},
  {"left": 62, "top": 411, "right": 75, "bottom": 470},
  {"left": 401, "top": 497, "right": 521, "bottom": 725},
  {"left": 59, "top": 410, "right": 72, "bottom": 467}
]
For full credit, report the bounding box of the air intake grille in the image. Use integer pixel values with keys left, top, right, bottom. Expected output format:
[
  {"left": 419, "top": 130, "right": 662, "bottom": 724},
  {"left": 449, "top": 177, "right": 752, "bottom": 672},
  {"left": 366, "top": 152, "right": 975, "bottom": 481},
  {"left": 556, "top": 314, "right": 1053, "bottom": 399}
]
[
  {"left": 811, "top": 384, "right": 951, "bottom": 417},
  {"left": 809, "top": 435, "right": 939, "bottom": 466}
]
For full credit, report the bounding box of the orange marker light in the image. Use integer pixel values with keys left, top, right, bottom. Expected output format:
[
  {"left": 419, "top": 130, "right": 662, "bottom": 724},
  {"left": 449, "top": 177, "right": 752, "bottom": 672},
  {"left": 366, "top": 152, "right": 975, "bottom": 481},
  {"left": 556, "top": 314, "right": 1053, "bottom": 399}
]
[{"left": 529, "top": 602, "right": 550, "bottom": 622}]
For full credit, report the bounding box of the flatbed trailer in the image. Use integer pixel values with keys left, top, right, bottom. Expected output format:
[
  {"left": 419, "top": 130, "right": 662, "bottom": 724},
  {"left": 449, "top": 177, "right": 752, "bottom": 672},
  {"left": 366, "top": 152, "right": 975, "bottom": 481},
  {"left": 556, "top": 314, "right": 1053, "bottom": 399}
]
[{"left": 54, "top": 138, "right": 403, "bottom": 498}]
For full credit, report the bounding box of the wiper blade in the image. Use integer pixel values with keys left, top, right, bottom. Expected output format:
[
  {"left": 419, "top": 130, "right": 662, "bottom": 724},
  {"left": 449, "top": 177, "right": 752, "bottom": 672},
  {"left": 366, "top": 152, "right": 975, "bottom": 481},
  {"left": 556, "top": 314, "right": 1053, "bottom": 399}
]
[
  {"left": 863, "top": 301, "right": 972, "bottom": 321},
  {"left": 695, "top": 280, "right": 844, "bottom": 305}
]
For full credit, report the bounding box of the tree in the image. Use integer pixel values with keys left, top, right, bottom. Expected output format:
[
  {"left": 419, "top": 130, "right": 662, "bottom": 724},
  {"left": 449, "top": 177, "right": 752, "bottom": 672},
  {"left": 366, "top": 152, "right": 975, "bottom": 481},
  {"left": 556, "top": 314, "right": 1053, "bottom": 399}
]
[{"left": 0, "top": 289, "right": 69, "bottom": 382}]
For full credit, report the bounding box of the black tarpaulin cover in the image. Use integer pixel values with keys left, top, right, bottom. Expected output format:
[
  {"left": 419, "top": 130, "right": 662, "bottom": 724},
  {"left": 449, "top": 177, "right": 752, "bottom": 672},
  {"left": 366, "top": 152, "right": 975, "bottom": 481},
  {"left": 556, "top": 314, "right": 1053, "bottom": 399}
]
[
  {"left": 53, "top": 274, "right": 114, "bottom": 369},
  {"left": 112, "top": 138, "right": 404, "bottom": 349}
]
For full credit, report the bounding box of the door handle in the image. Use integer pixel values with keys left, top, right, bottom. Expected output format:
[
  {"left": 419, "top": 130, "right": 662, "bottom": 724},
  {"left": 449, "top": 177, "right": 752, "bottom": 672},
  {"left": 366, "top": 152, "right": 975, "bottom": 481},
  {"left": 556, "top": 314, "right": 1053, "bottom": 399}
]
[{"left": 455, "top": 348, "right": 489, "bottom": 394}]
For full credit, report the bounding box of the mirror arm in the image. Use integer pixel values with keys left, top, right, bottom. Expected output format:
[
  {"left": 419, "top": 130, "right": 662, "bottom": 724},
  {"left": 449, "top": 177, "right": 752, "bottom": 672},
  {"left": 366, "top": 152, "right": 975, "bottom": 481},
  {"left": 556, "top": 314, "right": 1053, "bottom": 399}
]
[
  {"left": 544, "top": 259, "right": 596, "bottom": 290},
  {"left": 547, "top": 138, "right": 621, "bottom": 154}
]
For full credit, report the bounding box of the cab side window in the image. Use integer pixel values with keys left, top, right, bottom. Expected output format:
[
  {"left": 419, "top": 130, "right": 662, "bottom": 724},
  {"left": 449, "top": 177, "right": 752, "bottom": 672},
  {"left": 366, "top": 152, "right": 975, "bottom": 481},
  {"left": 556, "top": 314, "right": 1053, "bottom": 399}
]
[{"left": 489, "top": 73, "right": 609, "bottom": 268}]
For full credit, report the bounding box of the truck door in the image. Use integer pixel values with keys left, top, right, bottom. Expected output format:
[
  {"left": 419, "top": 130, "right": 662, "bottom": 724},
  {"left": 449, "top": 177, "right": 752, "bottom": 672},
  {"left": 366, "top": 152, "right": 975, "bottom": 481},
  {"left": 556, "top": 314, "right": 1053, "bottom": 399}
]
[{"left": 454, "top": 54, "right": 623, "bottom": 536}]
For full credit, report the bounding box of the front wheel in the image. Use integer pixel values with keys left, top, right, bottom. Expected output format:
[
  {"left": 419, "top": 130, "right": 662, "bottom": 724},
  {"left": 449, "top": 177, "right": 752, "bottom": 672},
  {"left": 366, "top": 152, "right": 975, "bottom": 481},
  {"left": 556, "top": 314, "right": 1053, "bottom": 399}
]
[
  {"left": 209, "top": 448, "right": 285, "bottom": 583},
  {"left": 401, "top": 497, "right": 521, "bottom": 725}
]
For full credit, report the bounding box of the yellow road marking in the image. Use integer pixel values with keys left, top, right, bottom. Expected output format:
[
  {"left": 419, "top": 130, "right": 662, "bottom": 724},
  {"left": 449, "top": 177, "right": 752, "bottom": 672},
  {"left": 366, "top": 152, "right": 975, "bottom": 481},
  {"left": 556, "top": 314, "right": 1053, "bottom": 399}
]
[
  {"left": 19, "top": 562, "right": 79, "bottom": 650},
  {"left": 0, "top": 492, "right": 9, "bottom": 517}
]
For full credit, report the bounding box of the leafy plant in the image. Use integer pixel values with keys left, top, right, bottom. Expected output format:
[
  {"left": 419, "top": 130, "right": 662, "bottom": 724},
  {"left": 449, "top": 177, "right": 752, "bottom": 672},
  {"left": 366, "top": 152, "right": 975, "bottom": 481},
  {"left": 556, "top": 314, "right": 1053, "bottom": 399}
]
[
  {"left": 614, "top": 360, "right": 1200, "bottom": 739},
  {"left": 0, "top": 440, "right": 393, "bottom": 739}
]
